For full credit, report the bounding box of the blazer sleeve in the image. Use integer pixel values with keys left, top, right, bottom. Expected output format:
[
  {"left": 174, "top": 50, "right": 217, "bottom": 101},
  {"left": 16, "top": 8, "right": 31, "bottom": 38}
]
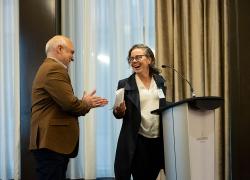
[
  {"left": 113, "top": 79, "right": 126, "bottom": 119},
  {"left": 44, "top": 68, "right": 90, "bottom": 116}
]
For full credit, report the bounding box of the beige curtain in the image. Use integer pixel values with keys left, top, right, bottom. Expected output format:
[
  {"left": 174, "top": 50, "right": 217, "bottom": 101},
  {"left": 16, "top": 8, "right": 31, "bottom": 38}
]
[{"left": 155, "top": 0, "right": 230, "bottom": 180}]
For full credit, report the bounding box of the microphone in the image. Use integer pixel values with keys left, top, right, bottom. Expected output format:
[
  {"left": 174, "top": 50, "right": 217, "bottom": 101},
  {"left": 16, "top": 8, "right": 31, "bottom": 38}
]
[{"left": 161, "top": 65, "right": 196, "bottom": 97}]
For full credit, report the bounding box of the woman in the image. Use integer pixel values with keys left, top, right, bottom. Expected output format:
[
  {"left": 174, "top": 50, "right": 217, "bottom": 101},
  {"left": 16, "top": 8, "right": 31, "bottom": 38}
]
[{"left": 113, "top": 44, "right": 166, "bottom": 180}]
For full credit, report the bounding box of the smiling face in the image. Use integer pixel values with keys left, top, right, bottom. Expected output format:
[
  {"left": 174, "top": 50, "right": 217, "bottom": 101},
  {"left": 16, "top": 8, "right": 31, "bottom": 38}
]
[
  {"left": 46, "top": 35, "right": 75, "bottom": 67},
  {"left": 58, "top": 40, "right": 75, "bottom": 67},
  {"left": 129, "top": 48, "right": 151, "bottom": 75}
]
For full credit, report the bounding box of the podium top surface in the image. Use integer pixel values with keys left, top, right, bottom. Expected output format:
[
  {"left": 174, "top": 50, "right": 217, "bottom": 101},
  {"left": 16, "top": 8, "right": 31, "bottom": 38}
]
[{"left": 152, "top": 96, "right": 224, "bottom": 114}]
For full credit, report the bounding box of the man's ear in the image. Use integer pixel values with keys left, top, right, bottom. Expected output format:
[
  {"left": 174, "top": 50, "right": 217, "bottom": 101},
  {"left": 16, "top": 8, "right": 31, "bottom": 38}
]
[{"left": 56, "top": 45, "right": 63, "bottom": 54}]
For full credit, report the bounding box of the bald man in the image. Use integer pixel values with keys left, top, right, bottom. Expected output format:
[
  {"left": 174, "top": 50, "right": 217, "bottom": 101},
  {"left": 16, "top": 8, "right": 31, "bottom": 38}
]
[{"left": 29, "top": 35, "right": 108, "bottom": 180}]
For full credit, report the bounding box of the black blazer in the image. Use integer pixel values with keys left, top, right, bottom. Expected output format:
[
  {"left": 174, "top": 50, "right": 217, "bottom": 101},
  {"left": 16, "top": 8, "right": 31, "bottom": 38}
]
[{"left": 114, "top": 73, "right": 166, "bottom": 180}]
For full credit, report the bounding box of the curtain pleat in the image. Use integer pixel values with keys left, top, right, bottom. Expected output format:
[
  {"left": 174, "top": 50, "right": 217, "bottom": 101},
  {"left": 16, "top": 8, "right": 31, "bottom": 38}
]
[{"left": 0, "top": 0, "right": 20, "bottom": 179}]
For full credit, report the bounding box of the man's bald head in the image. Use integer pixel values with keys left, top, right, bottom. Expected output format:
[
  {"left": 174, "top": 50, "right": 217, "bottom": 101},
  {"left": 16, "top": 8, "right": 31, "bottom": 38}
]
[
  {"left": 45, "top": 35, "right": 75, "bottom": 67},
  {"left": 45, "top": 35, "right": 71, "bottom": 55}
]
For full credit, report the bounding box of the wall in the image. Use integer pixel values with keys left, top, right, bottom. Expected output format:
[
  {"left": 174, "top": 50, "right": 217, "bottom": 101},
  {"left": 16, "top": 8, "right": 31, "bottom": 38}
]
[
  {"left": 230, "top": 0, "right": 250, "bottom": 179},
  {"left": 19, "top": 0, "right": 60, "bottom": 179}
]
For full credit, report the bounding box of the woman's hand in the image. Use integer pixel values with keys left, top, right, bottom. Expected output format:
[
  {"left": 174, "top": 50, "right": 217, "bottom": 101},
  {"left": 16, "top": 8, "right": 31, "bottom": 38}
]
[{"left": 114, "top": 101, "right": 126, "bottom": 117}]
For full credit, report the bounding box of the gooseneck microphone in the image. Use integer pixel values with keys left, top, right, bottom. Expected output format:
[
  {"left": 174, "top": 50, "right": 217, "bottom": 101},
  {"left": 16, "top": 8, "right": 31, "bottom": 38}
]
[{"left": 161, "top": 65, "right": 196, "bottom": 97}]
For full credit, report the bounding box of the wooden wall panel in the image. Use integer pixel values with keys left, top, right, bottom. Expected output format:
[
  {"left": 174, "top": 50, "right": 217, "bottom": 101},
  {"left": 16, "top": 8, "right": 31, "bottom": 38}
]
[
  {"left": 230, "top": 0, "right": 250, "bottom": 179},
  {"left": 19, "top": 0, "right": 60, "bottom": 179}
]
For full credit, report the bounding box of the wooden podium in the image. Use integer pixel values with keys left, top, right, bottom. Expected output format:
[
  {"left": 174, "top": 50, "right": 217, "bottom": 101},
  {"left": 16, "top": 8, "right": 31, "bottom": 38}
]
[{"left": 152, "top": 96, "right": 223, "bottom": 180}]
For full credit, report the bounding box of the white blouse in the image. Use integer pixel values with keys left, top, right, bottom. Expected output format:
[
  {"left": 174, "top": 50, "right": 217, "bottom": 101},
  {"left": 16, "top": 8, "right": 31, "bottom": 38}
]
[{"left": 135, "top": 75, "right": 160, "bottom": 138}]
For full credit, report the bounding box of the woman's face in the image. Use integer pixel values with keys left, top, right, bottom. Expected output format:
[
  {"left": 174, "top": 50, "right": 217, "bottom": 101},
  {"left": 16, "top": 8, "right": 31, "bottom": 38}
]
[{"left": 129, "top": 48, "right": 151, "bottom": 75}]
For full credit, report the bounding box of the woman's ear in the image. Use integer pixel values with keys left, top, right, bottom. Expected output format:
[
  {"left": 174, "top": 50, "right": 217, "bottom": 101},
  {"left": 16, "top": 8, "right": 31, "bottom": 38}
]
[{"left": 149, "top": 58, "right": 155, "bottom": 65}]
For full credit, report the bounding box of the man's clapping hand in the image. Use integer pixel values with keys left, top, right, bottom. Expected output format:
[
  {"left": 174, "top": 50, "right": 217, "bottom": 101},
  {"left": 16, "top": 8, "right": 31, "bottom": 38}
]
[{"left": 82, "top": 90, "right": 108, "bottom": 109}]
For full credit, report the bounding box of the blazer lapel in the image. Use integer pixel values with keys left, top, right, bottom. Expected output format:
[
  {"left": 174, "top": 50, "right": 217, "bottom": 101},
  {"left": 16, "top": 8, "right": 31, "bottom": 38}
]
[
  {"left": 46, "top": 58, "right": 74, "bottom": 93},
  {"left": 123, "top": 73, "right": 166, "bottom": 111},
  {"left": 124, "top": 74, "right": 140, "bottom": 111},
  {"left": 153, "top": 74, "right": 167, "bottom": 107}
]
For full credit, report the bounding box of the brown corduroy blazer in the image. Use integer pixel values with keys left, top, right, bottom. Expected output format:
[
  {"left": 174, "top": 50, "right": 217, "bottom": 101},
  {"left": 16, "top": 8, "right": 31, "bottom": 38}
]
[{"left": 29, "top": 58, "right": 89, "bottom": 155}]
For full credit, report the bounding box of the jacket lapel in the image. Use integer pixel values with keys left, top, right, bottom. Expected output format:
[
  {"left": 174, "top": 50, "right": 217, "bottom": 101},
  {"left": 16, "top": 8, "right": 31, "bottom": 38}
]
[
  {"left": 46, "top": 58, "right": 74, "bottom": 93},
  {"left": 124, "top": 74, "right": 140, "bottom": 111},
  {"left": 153, "top": 74, "right": 166, "bottom": 107},
  {"left": 124, "top": 73, "right": 166, "bottom": 111}
]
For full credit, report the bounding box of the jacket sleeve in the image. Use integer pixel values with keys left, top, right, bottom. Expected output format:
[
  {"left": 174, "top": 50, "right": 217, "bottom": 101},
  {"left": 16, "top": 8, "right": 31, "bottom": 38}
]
[
  {"left": 113, "top": 80, "right": 126, "bottom": 119},
  {"left": 44, "top": 68, "right": 90, "bottom": 116}
]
